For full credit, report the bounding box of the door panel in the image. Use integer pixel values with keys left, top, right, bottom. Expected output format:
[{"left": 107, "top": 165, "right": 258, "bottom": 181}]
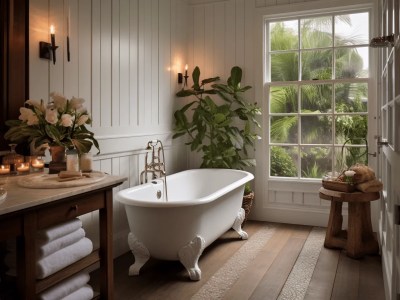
[{"left": 378, "top": 1, "right": 400, "bottom": 299}]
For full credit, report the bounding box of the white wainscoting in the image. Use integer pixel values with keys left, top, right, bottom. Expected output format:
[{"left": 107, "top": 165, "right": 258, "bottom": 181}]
[
  {"left": 29, "top": 0, "right": 190, "bottom": 256},
  {"left": 81, "top": 141, "right": 188, "bottom": 257}
]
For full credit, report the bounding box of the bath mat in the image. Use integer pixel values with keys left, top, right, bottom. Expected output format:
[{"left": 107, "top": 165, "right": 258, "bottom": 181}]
[
  {"left": 191, "top": 226, "right": 326, "bottom": 300},
  {"left": 277, "top": 227, "right": 326, "bottom": 300},
  {"left": 191, "top": 225, "right": 277, "bottom": 300}
]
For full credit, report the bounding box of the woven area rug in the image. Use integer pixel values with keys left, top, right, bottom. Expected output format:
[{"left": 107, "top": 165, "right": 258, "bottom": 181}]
[{"left": 191, "top": 226, "right": 325, "bottom": 300}]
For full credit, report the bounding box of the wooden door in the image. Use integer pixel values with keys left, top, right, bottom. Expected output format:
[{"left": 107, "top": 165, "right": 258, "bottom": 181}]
[
  {"left": 0, "top": 0, "right": 29, "bottom": 152},
  {"left": 377, "top": 1, "right": 400, "bottom": 299}
]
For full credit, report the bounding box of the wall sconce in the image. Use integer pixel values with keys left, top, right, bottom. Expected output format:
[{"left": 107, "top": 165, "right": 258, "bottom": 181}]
[
  {"left": 370, "top": 34, "right": 395, "bottom": 48},
  {"left": 39, "top": 25, "right": 58, "bottom": 64},
  {"left": 178, "top": 64, "right": 189, "bottom": 87}
]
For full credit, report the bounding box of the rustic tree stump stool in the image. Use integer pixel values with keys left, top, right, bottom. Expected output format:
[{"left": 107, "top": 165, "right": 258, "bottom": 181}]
[{"left": 319, "top": 187, "right": 380, "bottom": 259}]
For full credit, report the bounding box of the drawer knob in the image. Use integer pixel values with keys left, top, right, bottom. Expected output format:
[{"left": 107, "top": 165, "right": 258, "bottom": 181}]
[{"left": 71, "top": 204, "right": 78, "bottom": 211}]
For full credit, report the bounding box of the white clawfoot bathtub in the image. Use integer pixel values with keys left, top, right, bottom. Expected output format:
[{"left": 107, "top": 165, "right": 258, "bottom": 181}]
[{"left": 116, "top": 168, "right": 254, "bottom": 281}]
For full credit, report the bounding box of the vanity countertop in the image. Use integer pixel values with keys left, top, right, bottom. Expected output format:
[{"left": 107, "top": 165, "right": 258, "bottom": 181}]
[{"left": 0, "top": 172, "right": 126, "bottom": 216}]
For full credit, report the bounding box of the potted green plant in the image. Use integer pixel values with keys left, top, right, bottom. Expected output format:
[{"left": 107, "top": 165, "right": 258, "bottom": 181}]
[{"left": 173, "top": 66, "right": 261, "bottom": 222}]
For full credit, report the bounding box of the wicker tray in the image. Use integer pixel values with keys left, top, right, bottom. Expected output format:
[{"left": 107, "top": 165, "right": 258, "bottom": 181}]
[{"left": 322, "top": 180, "right": 356, "bottom": 192}]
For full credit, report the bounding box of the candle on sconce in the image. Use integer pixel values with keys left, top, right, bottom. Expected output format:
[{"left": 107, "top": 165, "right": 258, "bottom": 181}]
[
  {"left": 50, "top": 25, "right": 56, "bottom": 64},
  {"left": 184, "top": 64, "right": 189, "bottom": 86},
  {"left": 0, "top": 165, "right": 10, "bottom": 175},
  {"left": 50, "top": 25, "right": 55, "bottom": 46},
  {"left": 67, "top": 7, "right": 70, "bottom": 37},
  {"left": 67, "top": 6, "right": 71, "bottom": 61},
  {"left": 16, "top": 163, "right": 30, "bottom": 173}
]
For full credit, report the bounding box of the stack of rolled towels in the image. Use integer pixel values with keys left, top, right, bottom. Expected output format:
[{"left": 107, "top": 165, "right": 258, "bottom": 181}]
[{"left": 5, "top": 218, "right": 94, "bottom": 300}]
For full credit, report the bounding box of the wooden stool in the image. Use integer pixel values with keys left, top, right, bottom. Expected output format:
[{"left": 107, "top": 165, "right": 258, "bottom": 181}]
[{"left": 319, "top": 187, "right": 380, "bottom": 259}]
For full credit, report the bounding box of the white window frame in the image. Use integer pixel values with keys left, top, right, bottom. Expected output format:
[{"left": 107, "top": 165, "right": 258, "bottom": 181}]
[
  {"left": 264, "top": 7, "right": 373, "bottom": 182},
  {"left": 251, "top": 0, "right": 377, "bottom": 225}
]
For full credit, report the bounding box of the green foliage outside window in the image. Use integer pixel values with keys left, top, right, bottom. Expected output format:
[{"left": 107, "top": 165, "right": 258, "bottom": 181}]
[{"left": 269, "top": 14, "right": 369, "bottom": 179}]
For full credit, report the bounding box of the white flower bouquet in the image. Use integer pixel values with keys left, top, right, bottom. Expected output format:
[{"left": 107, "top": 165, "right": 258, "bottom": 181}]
[{"left": 4, "top": 92, "right": 100, "bottom": 154}]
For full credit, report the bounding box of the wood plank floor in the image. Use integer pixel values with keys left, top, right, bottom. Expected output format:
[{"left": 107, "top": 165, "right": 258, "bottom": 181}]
[{"left": 90, "top": 221, "right": 385, "bottom": 300}]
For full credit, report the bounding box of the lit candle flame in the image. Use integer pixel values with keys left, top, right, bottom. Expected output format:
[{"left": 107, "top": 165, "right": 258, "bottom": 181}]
[
  {"left": 185, "top": 64, "right": 188, "bottom": 71},
  {"left": 50, "top": 25, "right": 55, "bottom": 34}
]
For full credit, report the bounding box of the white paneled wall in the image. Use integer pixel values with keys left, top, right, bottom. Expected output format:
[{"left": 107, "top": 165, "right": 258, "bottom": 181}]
[{"left": 29, "top": 0, "right": 189, "bottom": 256}]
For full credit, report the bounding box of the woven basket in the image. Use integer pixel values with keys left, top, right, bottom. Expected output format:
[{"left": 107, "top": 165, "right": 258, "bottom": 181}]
[
  {"left": 242, "top": 191, "right": 254, "bottom": 225},
  {"left": 322, "top": 180, "right": 356, "bottom": 192}
]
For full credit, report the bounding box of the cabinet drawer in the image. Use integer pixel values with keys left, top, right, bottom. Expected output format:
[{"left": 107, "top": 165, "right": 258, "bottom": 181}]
[{"left": 37, "top": 192, "right": 105, "bottom": 229}]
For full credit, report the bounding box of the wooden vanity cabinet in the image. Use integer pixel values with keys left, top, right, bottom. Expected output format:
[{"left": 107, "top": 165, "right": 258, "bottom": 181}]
[{"left": 0, "top": 176, "right": 125, "bottom": 299}]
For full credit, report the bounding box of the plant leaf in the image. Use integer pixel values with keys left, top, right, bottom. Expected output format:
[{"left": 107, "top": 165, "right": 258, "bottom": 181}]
[
  {"left": 176, "top": 89, "right": 196, "bottom": 97},
  {"left": 201, "top": 77, "right": 220, "bottom": 85},
  {"left": 192, "top": 66, "right": 201, "bottom": 90},
  {"left": 228, "top": 66, "right": 242, "bottom": 88}
]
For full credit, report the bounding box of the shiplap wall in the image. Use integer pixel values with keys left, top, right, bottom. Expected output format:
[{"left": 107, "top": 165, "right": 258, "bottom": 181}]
[
  {"left": 29, "top": 0, "right": 189, "bottom": 256},
  {"left": 186, "top": 0, "right": 376, "bottom": 227}
]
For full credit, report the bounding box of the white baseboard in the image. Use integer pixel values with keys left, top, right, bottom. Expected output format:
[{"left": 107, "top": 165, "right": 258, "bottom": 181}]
[{"left": 249, "top": 205, "right": 335, "bottom": 228}]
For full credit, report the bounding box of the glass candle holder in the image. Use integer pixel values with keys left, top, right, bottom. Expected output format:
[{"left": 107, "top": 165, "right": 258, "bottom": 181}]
[
  {"left": 2, "top": 144, "right": 24, "bottom": 175},
  {"left": 29, "top": 157, "right": 45, "bottom": 172},
  {"left": 80, "top": 153, "right": 93, "bottom": 172},
  {"left": 0, "top": 164, "right": 10, "bottom": 175},
  {"left": 16, "top": 162, "right": 30, "bottom": 174},
  {"left": 0, "top": 174, "right": 8, "bottom": 202},
  {"left": 66, "top": 150, "right": 79, "bottom": 172}
]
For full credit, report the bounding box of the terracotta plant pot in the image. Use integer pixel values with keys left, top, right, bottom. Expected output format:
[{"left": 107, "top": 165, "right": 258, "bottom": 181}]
[
  {"left": 49, "top": 146, "right": 66, "bottom": 174},
  {"left": 50, "top": 146, "right": 66, "bottom": 162}
]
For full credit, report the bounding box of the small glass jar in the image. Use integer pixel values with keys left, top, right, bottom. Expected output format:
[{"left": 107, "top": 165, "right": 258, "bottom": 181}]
[
  {"left": 66, "top": 149, "right": 79, "bottom": 172},
  {"left": 80, "top": 153, "right": 93, "bottom": 172}
]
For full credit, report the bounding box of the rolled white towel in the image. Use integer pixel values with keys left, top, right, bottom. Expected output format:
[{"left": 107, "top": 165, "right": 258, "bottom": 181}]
[
  {"left": 60, "top": 284, "right": 94, "bottom": 300},
  {"left": 37, "top": 237, "right": 93, "bottom": 279},
  {"left": 39, "top": 272, "right": 90, "bottom": 300},
  {"left": 37, "top": 228, "right": 86, "bottom": 258},
  {"left": 36, "top": 218, "right": 82, "bottom": 242},
  {"left": 4, "top": 229, "right": 86, "bottom": 274}
]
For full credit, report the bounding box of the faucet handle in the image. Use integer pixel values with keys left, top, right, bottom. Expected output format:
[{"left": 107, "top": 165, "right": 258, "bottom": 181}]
[{"left": 146, "top": 140, "right": 160, "bottom": 150}]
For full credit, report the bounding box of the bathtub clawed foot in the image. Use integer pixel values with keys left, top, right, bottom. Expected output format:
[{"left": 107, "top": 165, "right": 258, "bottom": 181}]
[
  {"left": 178, "top": 236, "right": 205, "bottom": 281},
  {"left": 232, "top": 208, "right": 248, "bottom": 240},
  {"left": 128, "top": 233, "right": 150, "bottom": 276}
]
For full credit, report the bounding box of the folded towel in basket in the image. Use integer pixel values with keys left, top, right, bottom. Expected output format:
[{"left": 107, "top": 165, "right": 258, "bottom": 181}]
[
  {"left": 60, "top": 284, "right": 94, "bottom": 300},
  {"left": 36, "top": 218, "right": 82, "bottom": 242},
  {"left": 37, "top": 228, "right": 86, "bottom": 258},
  {"left": 37, "top": 237, "right": 93, "bottom": 279},
  {"left": 39, "top": 272, "right": 90, "bottom": 300},
  {"left": 356, "top": 179, "right": 383, "bottom": 193}
]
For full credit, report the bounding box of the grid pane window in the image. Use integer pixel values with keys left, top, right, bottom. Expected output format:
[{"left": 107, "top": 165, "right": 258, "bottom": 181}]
[
  {"left": 267, "top": 11, "right": 369, "bottom": 179},
  {"left": 300, "top": 84, "right": 332, "bottom": 113},
  {"left": 301, "top": 16, "right": 333, "bottom": 49}
]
